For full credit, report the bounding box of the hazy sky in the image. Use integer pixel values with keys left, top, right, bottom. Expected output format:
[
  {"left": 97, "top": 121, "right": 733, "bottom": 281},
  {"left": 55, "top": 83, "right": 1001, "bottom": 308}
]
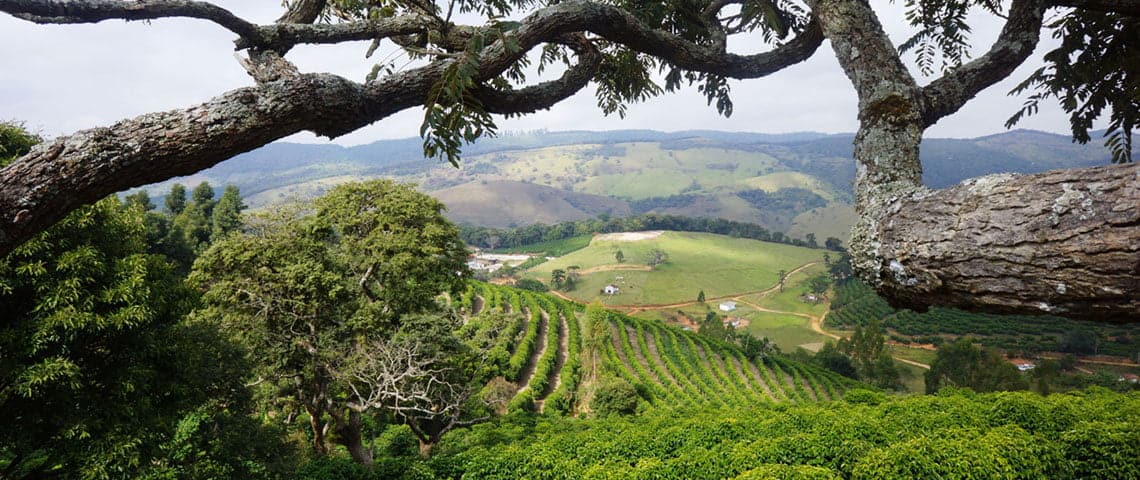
[{"left": 0, "top": 2, "right": 1079, "bottom": 146}]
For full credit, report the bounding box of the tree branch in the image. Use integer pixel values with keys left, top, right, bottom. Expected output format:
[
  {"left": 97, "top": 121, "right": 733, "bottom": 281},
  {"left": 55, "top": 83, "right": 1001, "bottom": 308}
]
[
  {"left": 919, "top": 0, "right": 1046, "bottom": 127},
  {"left": 0, "top": 0, "right": 823, "bottom": 256},
  {"left": 0, "top": 0, "right": 263, "bottom": 42},
  {"left": 475, "top": 35, "right": 602, "bottom": 116},
  {"left": 277, "top": 0, "right": 326, "bottom": 24},
  {"left": 866, "top": 163, "right": 1140, "bottom": 321},
  {"left": 236, "top": 15, "right": 440, "bottom": 51}
]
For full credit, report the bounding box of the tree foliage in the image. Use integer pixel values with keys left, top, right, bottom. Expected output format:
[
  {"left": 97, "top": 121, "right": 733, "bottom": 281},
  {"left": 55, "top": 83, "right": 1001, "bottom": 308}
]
[
  {"left": 189, "top": 179, "right": 472, "bottom": 463},
  {"left": 925, "top": 338, "right": 1028, "bottom": 394}
]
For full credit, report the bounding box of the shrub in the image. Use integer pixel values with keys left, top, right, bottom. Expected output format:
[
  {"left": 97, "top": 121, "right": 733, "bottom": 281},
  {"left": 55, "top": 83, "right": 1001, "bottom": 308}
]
[{"left": 592, "top": 377, "right": 639, "bottom": 416}]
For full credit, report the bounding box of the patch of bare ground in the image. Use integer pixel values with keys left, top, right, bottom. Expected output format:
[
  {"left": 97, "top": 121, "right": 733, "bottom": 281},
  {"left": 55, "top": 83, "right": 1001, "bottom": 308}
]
[
  {"left": 625, "top": 325, "right": 661, "bottom": 384},
  {"left": 515, "top": 310, "right": 549, "bottom": 390}
]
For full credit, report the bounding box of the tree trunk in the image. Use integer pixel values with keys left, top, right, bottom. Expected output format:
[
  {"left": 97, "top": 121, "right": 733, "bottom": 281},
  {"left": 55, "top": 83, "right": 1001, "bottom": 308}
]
[
  {"left": 337, "top": 410, "right": 374, "bottom": 465},
  {"left": 815, "top": 0, "right": 1139, "bottom": 321},
  {"left": 304, "top": 403, "right": 329, "bottom": 456},
  {"left": 418, "top": 439, "right": 435, "bottom": 458}
]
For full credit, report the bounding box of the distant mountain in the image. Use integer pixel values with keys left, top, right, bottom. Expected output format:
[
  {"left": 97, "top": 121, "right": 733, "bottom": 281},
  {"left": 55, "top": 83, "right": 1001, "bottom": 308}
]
[{"left": 144, "top": 128, "right": 1112, "bottom": 242}]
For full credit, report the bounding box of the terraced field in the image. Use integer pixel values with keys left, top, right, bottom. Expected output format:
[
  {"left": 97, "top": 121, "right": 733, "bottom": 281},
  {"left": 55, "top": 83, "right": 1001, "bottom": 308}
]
[{"left": 456, "top": 281, "right": 861, "bottom": 414}]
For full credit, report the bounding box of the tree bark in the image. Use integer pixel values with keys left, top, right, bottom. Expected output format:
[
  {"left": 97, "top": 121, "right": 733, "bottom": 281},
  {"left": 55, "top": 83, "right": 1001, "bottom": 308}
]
[
  {"left": 866, "top": 164, "right": 1140, "bottom": 321},
  {"left": 336, "top": 410, "right": 373, "bottom": 465}
]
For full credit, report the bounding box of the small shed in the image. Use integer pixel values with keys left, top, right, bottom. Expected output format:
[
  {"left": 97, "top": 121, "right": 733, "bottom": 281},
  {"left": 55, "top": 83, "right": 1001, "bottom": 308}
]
[
  {"left": 719, "top": 301, "right": 737, "bottom": 312},
  {"left": 604, "top": 285, "right": 620, "bottom": 295}
]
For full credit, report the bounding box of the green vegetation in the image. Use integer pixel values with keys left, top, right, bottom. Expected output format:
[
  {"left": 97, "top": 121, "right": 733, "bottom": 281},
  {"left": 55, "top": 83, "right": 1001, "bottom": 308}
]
[
  {"left": 526, "top": 231, "right": 824, "bottom": 305},
  {"left": 492, "top": 234, "right": 592, "bottom": 256},
  {"left": 431, "top": 388, "right": 1140, "bottom": 479},
  {"left": 827, "top": 279, "right": 1140, "bottom": 359}
]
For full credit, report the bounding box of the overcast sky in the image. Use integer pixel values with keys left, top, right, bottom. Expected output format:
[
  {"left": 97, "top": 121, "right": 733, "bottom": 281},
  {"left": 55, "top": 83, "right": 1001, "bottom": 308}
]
[{"left": 0, "top": 2, "right": 1081, "bottom": 146}]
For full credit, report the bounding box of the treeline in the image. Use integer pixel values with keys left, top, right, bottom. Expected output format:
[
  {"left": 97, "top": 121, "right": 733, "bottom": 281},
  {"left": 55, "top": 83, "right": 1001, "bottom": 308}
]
[
  {"left": 827, "top": 279, "right": 1140, "bottom": 359},
  {"left": 460, "top": 213, "right": 844, "bottom": 251}
]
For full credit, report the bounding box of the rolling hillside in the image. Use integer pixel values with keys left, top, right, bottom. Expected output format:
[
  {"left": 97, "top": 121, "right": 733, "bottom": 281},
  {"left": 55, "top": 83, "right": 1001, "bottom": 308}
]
[
  {"left": 144, "top": 129, "right": 1115, "bottom": 242},
  {"left": 522, "top": 231, "right": 825, "bottom": 306}
]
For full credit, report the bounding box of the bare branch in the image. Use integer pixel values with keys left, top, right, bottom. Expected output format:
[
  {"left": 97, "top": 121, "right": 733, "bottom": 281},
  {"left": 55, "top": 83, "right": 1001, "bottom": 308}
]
[
  {"left": 0, "top": 0, "right": 263, "bottom": 42},
  {"left": 919, "top": 0, "right": 1046, "bottom": 127}
]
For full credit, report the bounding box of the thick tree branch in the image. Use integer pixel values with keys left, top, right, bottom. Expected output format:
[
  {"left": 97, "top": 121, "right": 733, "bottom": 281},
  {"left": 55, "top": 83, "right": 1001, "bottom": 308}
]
[
  {"left": 867, "top": 163, "right": 1140, "bottom": 321},
  {"left": 920, "top": 0, "right": 1046, "bottom": 127},
  {"left": 0, "top": 68, "right": 443, "bottom": 256},
  {"left": 0, "top": 0, "right": 263, "bottom": 42}
]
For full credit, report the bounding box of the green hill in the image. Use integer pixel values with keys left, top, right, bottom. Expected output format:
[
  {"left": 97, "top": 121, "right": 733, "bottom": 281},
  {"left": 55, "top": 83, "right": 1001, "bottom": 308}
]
[{"left": 523, "top": 231, "right": 825, "bottom": 306}]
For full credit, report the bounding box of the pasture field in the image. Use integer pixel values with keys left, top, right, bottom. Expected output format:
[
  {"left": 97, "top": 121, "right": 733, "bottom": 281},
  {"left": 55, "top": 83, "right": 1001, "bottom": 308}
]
[{"left": 524, "top": 231, "right": 826, "bottom": 306}]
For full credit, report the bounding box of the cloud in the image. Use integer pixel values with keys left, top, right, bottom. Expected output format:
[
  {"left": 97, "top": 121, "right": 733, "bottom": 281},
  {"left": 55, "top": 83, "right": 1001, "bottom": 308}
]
[{"left": 0, "top": 2, "right": 1080, "bottom": 146}]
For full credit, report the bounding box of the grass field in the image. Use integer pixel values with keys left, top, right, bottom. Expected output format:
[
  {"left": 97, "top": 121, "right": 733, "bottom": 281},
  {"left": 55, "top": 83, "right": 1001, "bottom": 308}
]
[
  {"left": 524, "top": 231, "right": 825, "bottom": 306},
  {"left": 787, "top": 203, "right": 856, "bottom": 244}
]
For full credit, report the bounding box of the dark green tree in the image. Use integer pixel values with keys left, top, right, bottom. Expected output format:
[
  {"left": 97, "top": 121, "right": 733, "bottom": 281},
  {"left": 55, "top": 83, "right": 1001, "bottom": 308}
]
[
  {"left": 697, "top": 290, "right": 706, "bottom": 303},
  {"left": 210, "top": 184, "right": 246, "bottom": 242},
  {"left": 925, "top": 338, "right": 1028, "bottom": 394},
  {"left": 191, "top": 181, "right": 216, "bottom": 216},
  {"left": 814, "top": 342, "right": 858, "bottom": 379},
  {"left": 0, "top": 121, "right": 39, "bottom": 166},
  {"left": 0, "top": 195, "right": 290, "bottom": 479},
  {"left": 551, "top": 269, "right": 567, "bottom": 290},
  {"left": 614, "top": 249, "right": 624, "bottom": 263},
  {"left": 165, "top": 183, "right": 187, "bottom": 215},
  {"left": 124, "top": 189, "right": 155, "bottom": 211},
  {"left": 191, "top": 180, "right": 471, "bottom": 464}
]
